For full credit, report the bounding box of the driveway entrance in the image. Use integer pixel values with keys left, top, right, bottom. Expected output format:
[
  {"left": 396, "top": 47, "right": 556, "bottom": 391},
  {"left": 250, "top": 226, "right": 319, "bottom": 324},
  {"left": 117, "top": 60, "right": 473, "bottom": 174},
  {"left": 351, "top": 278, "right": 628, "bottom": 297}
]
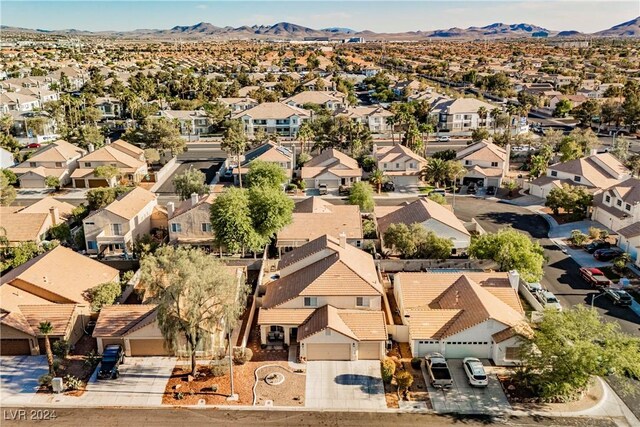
[{"left": 305, "top": 360, "right": 385, "bottom": 409}]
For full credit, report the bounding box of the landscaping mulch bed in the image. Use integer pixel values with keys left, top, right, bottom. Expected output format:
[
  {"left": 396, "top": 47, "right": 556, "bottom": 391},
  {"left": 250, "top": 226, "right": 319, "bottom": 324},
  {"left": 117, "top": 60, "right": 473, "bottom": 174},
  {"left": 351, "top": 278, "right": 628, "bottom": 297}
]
[
  {"left": 254, "top": 364, "right": 305, "bottom": 407},
  {"left": 540, "top": 208, "right": 582, "bottom": 225},
  {"left": 382, "top": 343, "right": 430, "bottom": 409}
]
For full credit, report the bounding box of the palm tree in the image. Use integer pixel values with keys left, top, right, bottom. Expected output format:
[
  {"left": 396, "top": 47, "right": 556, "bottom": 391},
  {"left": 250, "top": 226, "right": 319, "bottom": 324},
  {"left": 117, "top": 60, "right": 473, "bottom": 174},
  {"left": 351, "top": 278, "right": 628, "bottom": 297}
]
[
  {"left": 369, "top": 169, "right": 387, "bottom": 194},
  {"left": 418, "top": 123, "right": 435, "bottom": 158},
  {"left": 221, "top": 119, "right": 249, "bottom": 188},
  {"left": 421, "top": 158, "right": 449, "bottom": 188},
  {"left": 297, "top": 121, "right": 315, "bottom": 154},
  {"left": 386, "top": 116, "right": 397, "bottom": 143},
  {"left": 477, "top": 106, "right": 488, "bottom": 128},
  {"left": 490, "top": 108, "right": 501, "bottom": 134},
  {"left": 39, "top": 321, "right": 55, "bottom": 375}
]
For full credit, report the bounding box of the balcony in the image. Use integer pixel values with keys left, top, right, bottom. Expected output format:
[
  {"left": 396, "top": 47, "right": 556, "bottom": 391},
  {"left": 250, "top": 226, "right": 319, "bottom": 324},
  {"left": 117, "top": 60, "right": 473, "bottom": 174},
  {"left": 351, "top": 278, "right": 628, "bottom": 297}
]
[{"left": 96, "top": 229, "right": 128, "bottom": 246}]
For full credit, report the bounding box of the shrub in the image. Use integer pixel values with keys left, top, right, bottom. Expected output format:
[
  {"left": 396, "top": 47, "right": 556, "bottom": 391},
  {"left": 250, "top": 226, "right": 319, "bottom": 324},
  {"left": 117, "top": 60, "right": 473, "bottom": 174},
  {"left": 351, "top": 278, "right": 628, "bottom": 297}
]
[
  {"left": 52, "top": 340, "right": 71, "bottom": 359},
  {"left": 64, "top": 375, "right": 83, "bottom": 391},
  {"left": 381, "top": 357, "right": 396, "bottom": 384},
  {"left": 396, "top": 370, "right": 414, "bottom": 393},
  {"left": 175, "top": 391, "right": 184, "bottom": 400},
  {"left": 52, "top": 359, "right": 61, "bottom": 373},
  {"left": 410, "top": 357, "right": 422, "bottom": 369},
  {"left": 285, "top": 183, "right": 297, "bottom": 192},
  {"left": 362, "top": 219, "right": 377, "bottom": 239},
  {"left": 600, "top": 229, "right": 609, "bottom": 240},
  {"left": 570, "top": 230, "right": 588, "bottom": 247},
  {"left": 88, "top": 281, "right": 122, "bottom": 311},
  {"left": 210, "top": 364, "right": 229, "bottom": 378},
  {"left": 428, "top": 193, "right": 446, "bottom": 205},
  {"left": 39, "top": 374, "right": 53, "bottom": 388},
  {"left": 233, "top": 347, "right": 253, "bottom": 365},
  {"left": 84, "top": 350, "right": 101, "bottom": 368},
  {"left": 588, "top": 227, "right": 601, "bottom": 240}
]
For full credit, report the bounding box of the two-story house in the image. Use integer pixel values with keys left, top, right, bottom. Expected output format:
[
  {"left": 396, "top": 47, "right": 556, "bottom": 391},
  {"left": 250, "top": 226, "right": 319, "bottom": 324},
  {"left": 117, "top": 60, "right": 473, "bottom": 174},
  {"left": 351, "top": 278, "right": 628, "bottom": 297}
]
[
  {"left": 455, "top": 140, "right": 509, "bottom": 188},
  {"left": 95, "top": 97, "right": 123, "bottom": 119},
  {"left": 1, "top": 198, "right": 75, "bottom": 246},
  {"left": 71, "top": 139, "right": 148, "bottom": 188},
  {"left": 529, "top": 152, "right": 630, "bottom": 199},
  {"left": 12, "top": 139, "right": 86, "bottom": 188},
  {"left": 7, "top": 110, "right": 58, "bottom": 140},
  {"left": 334, "top": 106, "right": 393, "bottom": 134},
  {"left": 83, "top": 187, "right": 159, "bottom": 256},
  {"left": 159, "top": 110, "right": 212, "bottom": 135},
  {"left": 431, "top": 98, "right": 496, "bottom": 132},
  {"left": 167, "top": 193, "right": 216, "bottom": 249},
  {"left": 257, "top": 234, "right": 387, "bottom": 361},
  {"left": 373, "top": 144, "right": 427, "bottom": 187},
  {"left": 283, "top": 91, "right": 346, "bottom": 111},
  {"left": 232, "top": 142, "right": 293, "bottom": 185},
  {"left": 0, "top": 92, "right": 41, "bottom": 113},
  {"left": 375, "top": 199, "right": 472, "bottom": 254},
  {"left": 218, "top": 97, "right": 258, "bottom": 113},
  {"left": 232, "top": 102, "right": 311, "bottom": 137},
  {"left": 300, "top": 148, "right": 362, "bottom": 190},
  {"left": 301, "top": 77, "right": 333, "bottom": 91}
]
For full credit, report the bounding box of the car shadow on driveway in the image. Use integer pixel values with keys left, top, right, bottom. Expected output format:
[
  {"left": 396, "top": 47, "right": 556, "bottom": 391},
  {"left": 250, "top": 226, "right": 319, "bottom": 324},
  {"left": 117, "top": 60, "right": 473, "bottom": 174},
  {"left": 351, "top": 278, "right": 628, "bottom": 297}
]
[{"left": 334, "top": 374, "right": 385, "bottom": 394}]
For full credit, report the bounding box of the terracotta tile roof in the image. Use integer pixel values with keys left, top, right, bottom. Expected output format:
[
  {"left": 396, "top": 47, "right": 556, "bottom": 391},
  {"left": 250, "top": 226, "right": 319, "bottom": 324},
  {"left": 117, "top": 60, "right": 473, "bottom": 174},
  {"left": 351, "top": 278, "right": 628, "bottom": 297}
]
[
  {"left": 375, "top": 144, "right": 426, "bottom": 164},
  {"left": 335, "top": 106, "right": 392, "bottom": 119},
  {"left": 0, "top": 246, "right": 120, "bottom": 304},
  {"left": 170, "top": 193, "right": 216, "bottom": 219},
  {"left": 297, "top": 305, "right": 386, "bottom": 341},
  {"left": 284, "top": 91, "right": 344, "bottom": 105},
  {"left": 607, "top": 178, "right": 640, "bottom": 204},
  {"left": 0, "top": 309, "right": 35, "bottom": 336},
  {"left": 23, "top": 139, "right": 85, "bottom": 163},
  {"left": 617, "top": 221, "right": 640, "bottom": 238},
  {"left": 301, "top": 148, "right": 361, "bottom": 179},
  {"left": 467, "top": 165, "right": 503, "bottom": 177},
  {"left": 0, "top": 284, "right": 53, "bottom": 311},
  {"left": 19, "top": 197, "right": 75, "bottom": 221},
  {"left": 92, "top": 305, "right": 157, "bottom": 337},
  {"left": 80, "top": 145, "right": 144, "bottom": 169},
  {"left": 406, "top": 309, "right": 462, "bottom": 340},
  {"left": 549, "top": 153, "right": 628, "bottom": 189},
  {"left": 257, "top": 308, "right": 315, "bottom": 325},
  {"left": 277, "top": 200, "right": 362, "bottom": 243},
  {"left": 19, "top": 304, "right": 77, "bottom": 336},
  {"left": 110, "top": 139, "right": 144, "bottom": 157},
  {"left": 304, "top": 147, "right": 359, "bottom": 171},
  {"left": 232, "top": 102, "right": 311, "bottom": 120},
  {"left": 456, "top": 141, "right": 507, "bottom": 163},
  {"left": 103, "top": 187, "right": 156, "bottom": 220},
  {"left": 1, "top": 212, "right": 50, "bottom": 243},
  {"left": 241, "top": 142, "right": 292, "bottom": 165},
  {"left": 492, "top": 323, "right": 533, "bottom": 343},
  {"left": 297, "top": 305, "right": 358, "bottom": 341},
  {"left": 376, "top": 198, "right": 470, "bottom": 237}
]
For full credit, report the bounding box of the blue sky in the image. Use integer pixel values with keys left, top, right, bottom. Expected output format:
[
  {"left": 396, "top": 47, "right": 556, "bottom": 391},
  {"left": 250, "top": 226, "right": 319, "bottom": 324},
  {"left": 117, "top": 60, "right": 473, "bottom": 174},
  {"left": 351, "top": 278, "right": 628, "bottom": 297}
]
[{"left": 2, "top": 1, "right": 638, "bottom": 33}]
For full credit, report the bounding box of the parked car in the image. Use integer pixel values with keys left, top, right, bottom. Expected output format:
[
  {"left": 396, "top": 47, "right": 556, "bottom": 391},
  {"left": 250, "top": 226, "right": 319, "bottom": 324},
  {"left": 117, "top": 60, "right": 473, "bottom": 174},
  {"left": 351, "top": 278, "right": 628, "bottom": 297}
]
[
  {"left": 584, "top": 240, "right": 611, "bottom": 254},
  {"left": 223, "top": 169, "right": 233, "bottom": 178},
  {"left": 338, "top": 185, "right": 351, "bottom": 196},
  {"left": 579, "top": 267, "right": 613, "bottom": 289},
  {"left": 97, "top": 344, "right": 124, "bottom": 380},
  {"left": 526, "top": 282, "right": 543, "bottom": 293},
  {"left": 318, "top": 184, "right": 328, "bottom": 195},
  {"left": 425, "top": 352, "right": 453, "bottom": 389},
  {"left": 26, "top": 142, "right": 41, "bottom": 149},
  {"left": 535, "top": 290, "right": 562, "bottom": 311},
  {"left": 462, "top": 357, "right": 488, "bottom": 387},
  {"left": 485, "top": 186, "right": 496, "bottom": 196},
  {"left": 466, "top": 183, "right": 477, "bottom": 194},
  {"left": 593, "top": 248, "right": 623, "bottom": 261},
  {"left": 604, "top": 288, "right": 633, "bottom": 306},
  {"left": 436, "top": 136, "right": 450, "bottom": 142},
  {"left": 381, "top": 181, "right": 395, "bottom": 192}
]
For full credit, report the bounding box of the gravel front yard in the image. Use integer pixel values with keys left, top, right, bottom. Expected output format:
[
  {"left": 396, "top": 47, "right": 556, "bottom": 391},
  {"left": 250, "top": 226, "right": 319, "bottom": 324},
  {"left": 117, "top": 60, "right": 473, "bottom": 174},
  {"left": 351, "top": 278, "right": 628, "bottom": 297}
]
[{"left": 254, "top": 364, "right": 305, "bottom": 407}]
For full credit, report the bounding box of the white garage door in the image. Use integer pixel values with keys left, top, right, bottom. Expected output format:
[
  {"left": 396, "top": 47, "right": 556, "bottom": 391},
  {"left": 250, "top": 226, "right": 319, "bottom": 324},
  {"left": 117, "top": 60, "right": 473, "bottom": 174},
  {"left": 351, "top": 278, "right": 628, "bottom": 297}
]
[
  {"left": 306, "top": 343, "right": 351, "bottom": 361},
  {"left": 358, "top": 342, "right": 381, "bottom": 360},
  {"left": 416, "top": 340, "right": 441, "bottom": 357},
  {"left": 443, "top": 341, "right": 491, "bottom": 359}
]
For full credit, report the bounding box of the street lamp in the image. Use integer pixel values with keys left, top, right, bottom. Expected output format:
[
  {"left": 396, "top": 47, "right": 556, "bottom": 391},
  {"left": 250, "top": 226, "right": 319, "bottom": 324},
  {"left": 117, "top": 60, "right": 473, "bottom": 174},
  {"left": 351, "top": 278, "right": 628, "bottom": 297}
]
[{"left": 591, "top": 292, "right": 606, "bottom": 309}]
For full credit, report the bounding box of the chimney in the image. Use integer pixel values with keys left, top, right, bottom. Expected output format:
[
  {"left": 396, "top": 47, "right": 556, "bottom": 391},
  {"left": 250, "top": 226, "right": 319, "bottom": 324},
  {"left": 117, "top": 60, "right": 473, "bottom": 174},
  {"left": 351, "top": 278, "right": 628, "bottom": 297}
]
[
  {"left": 87, "top": 143, "right": 95, "bottom": 153},
  {"left": 190, "top": 193, "right": 199, "bottom": 207},
  {"left": 372, "top": 143, "right": 378, "bottom": 156},
  {"left": 49, "top": 206, "right": 59, "bottom": 226},
  {"left": 166, "top": 202, "right": 175, "bottom": 218},
  {"left": 508, "top": 270, "right": 520, "bottom": 291},
  {"left": 339, "top": 232, "right": 347, "bottom": 249}
]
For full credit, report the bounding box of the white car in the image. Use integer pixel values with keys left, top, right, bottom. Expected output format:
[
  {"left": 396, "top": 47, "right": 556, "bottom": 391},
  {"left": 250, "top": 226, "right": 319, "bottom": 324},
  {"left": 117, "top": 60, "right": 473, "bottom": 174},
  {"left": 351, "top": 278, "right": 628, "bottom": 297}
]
[
  {"left": 536, "top": 290, "right": 563, "bottom": 311},
  {"left": 462, "top": 358, "right": 488, "bottom": 387},
  {"left": 436, "top": 136, "right": 450, "bottom": 142},
  {"left": 526, "top": 282, "right": 543, "bottom": 293}
]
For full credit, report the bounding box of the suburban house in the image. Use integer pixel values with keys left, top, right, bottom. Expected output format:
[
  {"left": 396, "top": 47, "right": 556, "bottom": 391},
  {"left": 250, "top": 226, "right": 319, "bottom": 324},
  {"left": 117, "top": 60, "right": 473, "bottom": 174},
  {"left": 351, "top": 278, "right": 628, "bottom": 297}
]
[
  {"left": 219, "top": 97, "right": 258, "bottom": 113},
  {"left": 373, "top": 144, "right": 427, "bottom": 187},
  {"left": 283, "top": 91, "right": 346, "bottom": 111},
  {"left": 392, "top": 80, "right": 422, "bottom": 98},
  {"left": 257, "top": 234, "right": 387, "bottom": 361},
  {"left": 431, "top": 98, "right": 496, "bottom": 132},
  {"left": 232, "top": 102, "right": 311, "bottom": 137},
  {"left": 0, "top": 92, "right": 41, "bottom": 113},
  {"left": 83, "top": 187, "right": 161, "bottom": 256},
  {"left": 159, "top": 110, "right": 213, "bottom": 135},
  {"left": 393, "top": 271, "right": 530, "bottom": 365},
  {"left": 167, "top": 193, "right": 216, "bottom": 248},
  {"left": 617, "top": 222, "right": 640, "bottom": 267},
  {"left": 7, "top": 110, "right": 58, "bottom": 139},
  {"left": 375, "top": 199, "right": 472, "bottom": 254},
  {"left": 95, "top": 97, "right": 123, "bottom": 119},
  {"left": 529, "top": 152, "right": 629, "bottom": 199},
  {"left": 300, "top": 148, "right": 362, "bottom": 190},
  {"left": 72, "top": 139, "right": 148, "bottom": 188},
  {"left": 455, "top": 140, "right": 510, "bottom": 188},
  {"left": 231, "top": 142, "right": 293, "bottom": 185},
  {"left": 0, "top": 197, "right": 75, "bottom": 246},
  {"left": 276, "top": 198, "right": 363, "bottom": 254},
  {"left": 301, "top": 77, "right": 333, "bottom": 91},
  {"left": 93, "top": 266, "right": 245, "bottom": 356},
  {"left": 334, "top": 106, "right": 393, "bottom": 134},
  {"left": 549, "top": 94, "right": 588, "bottom": 111},
  {"left": 12, "top": 139, "right": 86, "bottom": 188}
]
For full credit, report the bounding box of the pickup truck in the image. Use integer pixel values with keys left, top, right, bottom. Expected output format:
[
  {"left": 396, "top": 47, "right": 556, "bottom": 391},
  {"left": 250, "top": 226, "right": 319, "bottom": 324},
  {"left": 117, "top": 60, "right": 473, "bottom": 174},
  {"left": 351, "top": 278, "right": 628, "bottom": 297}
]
[
  {"left": 425, "top": 352, "right": 453, "bottom": 389},
  {"left": 579, "top": 267, "right": 613, "bottom": 289}
]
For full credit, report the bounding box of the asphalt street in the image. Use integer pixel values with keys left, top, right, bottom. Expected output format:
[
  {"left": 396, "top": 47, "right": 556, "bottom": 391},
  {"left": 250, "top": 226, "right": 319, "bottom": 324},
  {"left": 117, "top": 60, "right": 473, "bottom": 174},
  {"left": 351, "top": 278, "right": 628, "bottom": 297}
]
[{"left": 154, "top": 160, "right": 222, "bottom": 194}]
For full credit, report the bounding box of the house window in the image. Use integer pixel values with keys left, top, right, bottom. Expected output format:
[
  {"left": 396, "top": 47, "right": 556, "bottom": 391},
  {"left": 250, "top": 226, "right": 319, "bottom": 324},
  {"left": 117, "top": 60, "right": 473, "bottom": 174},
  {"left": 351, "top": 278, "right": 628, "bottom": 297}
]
[
  {"left": 551, "top": 171, "right": 558, "bottom": 177},
  {"left": 111, "top": 224, "right": 122, "bottom": 235},
  {"left": 84, "top": 162, "right": 91, "bottom": 167},
  {"left": 491, "top": 162, "right": 498, "bottom": 167},
  {"left": 574, "top": 176, "right": 581, "bottom": 182},
  {"left": 356, "top": 297, "right": 368, "bottom": 307},
  {"left": 29, "top": 162, "right": 37, "bottom": 167},
  {"left": 201, "top": 223, "right": 212, "bottom": 232},
  {"left": 626, "top": 204, "right": 631, "bottom": 211},
  {"left": 617, "top": 200, "right": 623, "bottom": 207},
  {"left": 325, "top": 329, "right": 331, "bottom": 336},
  {"left": 87, "top": 241, "right": 97, "bottom": 250},
  {"left": 356, "top": 241, "right": 361, "bottom": 247},
  {"left": 171, "top": 223, "right": 182, "bottom": 233},
  {"left": 605, "top": 195, "right": 611, "bottom": 203},
  {"left": 465, "top": 160, "right": 471, "bottom": 166},
  {"left": 55, "top": 162, "right": 63, "bottom": 168},
  {"left": 505, "top": 347, "right": 520, "bottom": 360},
  {"left": 303, "top": 297, "right": 317, "bottom": 307},
  {"left": 383, "top": 163, "right": 388, "bottom": 169},
  {"left": 395, "top": 163, "right": 400, "bottom": 168}
]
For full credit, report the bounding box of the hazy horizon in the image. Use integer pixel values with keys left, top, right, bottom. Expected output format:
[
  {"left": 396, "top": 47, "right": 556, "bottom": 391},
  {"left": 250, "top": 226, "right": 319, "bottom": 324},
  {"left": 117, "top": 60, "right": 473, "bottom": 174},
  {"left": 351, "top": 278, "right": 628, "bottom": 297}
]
[{"left": 1, "top": 1, "right": 638, "bottom": 34}]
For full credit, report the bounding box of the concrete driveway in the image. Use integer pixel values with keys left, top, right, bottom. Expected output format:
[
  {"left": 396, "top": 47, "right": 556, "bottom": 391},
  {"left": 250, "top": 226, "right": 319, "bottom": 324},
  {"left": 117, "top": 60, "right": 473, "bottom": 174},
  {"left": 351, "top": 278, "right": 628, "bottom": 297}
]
[
  {"left": 305, "top": 360, "right": 386, "bottom": 409},
  {"left": 0, "top": 356, "right": 48, "bottom": 405},
  {"left": 426, "top": 359, "right": 510, "bottom": 415}
]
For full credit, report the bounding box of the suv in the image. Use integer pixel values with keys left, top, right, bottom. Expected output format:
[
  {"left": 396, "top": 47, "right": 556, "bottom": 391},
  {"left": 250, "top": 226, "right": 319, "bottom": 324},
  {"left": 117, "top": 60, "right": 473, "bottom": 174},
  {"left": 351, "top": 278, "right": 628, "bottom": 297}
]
[
  {"left": 382, "top": 181, "right": 395, "bottom": 192},
  {"left": 466, "top": 183, "right": 477, "bottom": 194},
  {"left": 536, "top": 290, "right": 562, "bottom": 311},
  {"left": 579, "top": 267, "right": 613, "bottom": 289},
  {"left": 485, "top": 186, "right": 496, "bottom": 196},
  {"left": 593, "top": 248, "right": 623, "bottom": 261},
  {"left": 584, "top": 240, "right": 611, "bottom": 254},
  {"left": 318, "top": 184, "right": 328, "bottom": 195},
  {"left": 97, "top": 344, "right": 124, "bottom": 380},
  {"left": 604, "top": 288, "right": 633, "bottom": 306},
  {"left": 462, "top": 358, "right": 488, "bottom": 387}
]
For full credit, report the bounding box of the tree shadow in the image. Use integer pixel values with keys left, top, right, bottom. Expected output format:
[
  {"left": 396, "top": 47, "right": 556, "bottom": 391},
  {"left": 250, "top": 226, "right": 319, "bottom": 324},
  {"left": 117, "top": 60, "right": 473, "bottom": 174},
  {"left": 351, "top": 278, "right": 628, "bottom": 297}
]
[
  {"left": 476, "top": 211, "right": 549, "bottom": 239},
  {"left": 334, "top": 374, "right": 384, "bottom": 395}
]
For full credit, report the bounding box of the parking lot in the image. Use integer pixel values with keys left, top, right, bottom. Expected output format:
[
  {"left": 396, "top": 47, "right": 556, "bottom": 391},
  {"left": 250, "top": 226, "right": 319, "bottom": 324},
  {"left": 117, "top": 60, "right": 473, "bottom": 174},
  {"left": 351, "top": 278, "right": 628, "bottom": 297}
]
[{"left": 426, "top": 359, "right": 510, "bottom": 415}]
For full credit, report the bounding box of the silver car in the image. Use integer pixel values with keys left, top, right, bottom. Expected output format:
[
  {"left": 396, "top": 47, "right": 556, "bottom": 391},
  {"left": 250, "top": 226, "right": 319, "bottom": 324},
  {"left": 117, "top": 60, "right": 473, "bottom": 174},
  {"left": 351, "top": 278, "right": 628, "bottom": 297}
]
[{"left": 462, "top": 357, "right": 488, "bottom": 387}]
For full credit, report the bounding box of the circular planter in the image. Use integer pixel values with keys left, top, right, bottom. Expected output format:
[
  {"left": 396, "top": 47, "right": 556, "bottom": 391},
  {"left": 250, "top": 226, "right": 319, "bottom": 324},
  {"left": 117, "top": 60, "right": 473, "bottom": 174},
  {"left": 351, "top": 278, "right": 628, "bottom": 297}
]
[{"left": 265, "top": 372, "right": 285, "bottom": 386}]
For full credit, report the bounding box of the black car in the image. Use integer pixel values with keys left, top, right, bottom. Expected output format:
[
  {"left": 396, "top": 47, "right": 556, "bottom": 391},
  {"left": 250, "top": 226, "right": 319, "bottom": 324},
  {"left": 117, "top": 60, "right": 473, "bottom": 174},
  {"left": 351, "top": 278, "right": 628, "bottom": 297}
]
[
  {"left": 382, "top": 181, "right": 395, "bottom": 192},
  {"left": 97, "top": 344, "right": 124, "bottom": 380},
  {"left": 593, "top": 248, "right": 623, "bottom": 261},
  {"left": 604, "top": 288, "right": 633, "bottom": 306},
  {"left": 486, "top": 186, "right": 496, "bottom": 196},
  {"left": 467, "top": 183, "right": 477, "bottom": 194},
  {"left": 584, "top": 240, "right": 611, "bottom": 254}
]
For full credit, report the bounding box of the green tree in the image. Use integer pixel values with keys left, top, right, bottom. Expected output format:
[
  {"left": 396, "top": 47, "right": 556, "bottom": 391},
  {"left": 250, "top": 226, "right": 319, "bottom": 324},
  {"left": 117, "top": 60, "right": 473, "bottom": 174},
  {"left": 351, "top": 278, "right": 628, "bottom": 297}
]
[
  {"left": 570, "top": 230, "right": 588, "bottom": 247},
  {"left": 2, "top": 169, "right": 17, "bottom": 185},
  {"left": 428, "top": 193, "right": 446, "bottom": 205},
  {"left": 39, "top": 321, "right": 56, "bottom": 375},
  {"left": 0, "top": 174, "right": 16, "bottom": 206},
  {"left": 140, "top": 246, "right": 247, "bottom": 376},
  {"left": 516, "top": 305, "right": 640, "bottom": 401},
  {"left": 44, "top": 176, "right": 61, "bottom": 191},
  {"left": 468, "top": 228, "right": 545, "bottom": 282},
  {"left": 348, "top": 181, "right": 374, "bottom": 213},
  {"left": 88, "top": 282, "right": 122, "bottom": 311},
  {"left": 554, "top": 99, "right": 572, "bottom": 118},
  {"left": 94, "top": 165, "right": 120, "bottom": 181},
  {"left": 573, "top": 99, "right": 601, "bottom": 128},
  {"left": 210, "top": 187, "right": 264, "bottom": 255},
  {"left": 558, "top": 138, "right": 583, "bottom": 162},
  {"left": 247, "top": 186, "right": 294, "bottom": 239},
  {"left": 49, "top": 223, "right": 71, "bottom": 243},
  {"left": 297, "top": 121, "right": 315, "bottom": 154},
  {"left": 221, "top": 119, "right": 249, "bottom": 188},
  {"left": 173, "top": 167, "right": 208, "bottom": 201},
  {"left": 369, "top": 169, "right": 387, "bottom": 194},
  {"left": 383, "top": 223, "right": 452, "bottom": 259},
  {"left": 86, "top": 186, "right": 132, "bottom": 210},
  {"left": 123, "top": 117, "right": 185, "bottom": 155},
  {"left": 421, "top": 158, "right": 449, "bottom": 188},
  {"left": 545, "top": 184, "right": 593, "bottom": 219},
  {"left": 246, "top": 160, "right": 288, "bottom": 189},
  {"left": 471, "top": 127, "right": 490, "bottom": 143},
  {"left": 613, "top": 253, "right": 631, "bottom": 273}
]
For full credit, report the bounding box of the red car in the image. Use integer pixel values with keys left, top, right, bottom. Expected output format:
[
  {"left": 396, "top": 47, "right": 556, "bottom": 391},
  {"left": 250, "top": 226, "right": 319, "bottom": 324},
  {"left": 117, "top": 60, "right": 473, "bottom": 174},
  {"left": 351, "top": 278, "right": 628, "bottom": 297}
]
[{"left": 26, "top": 142, "right": 41, "bottom": 149}]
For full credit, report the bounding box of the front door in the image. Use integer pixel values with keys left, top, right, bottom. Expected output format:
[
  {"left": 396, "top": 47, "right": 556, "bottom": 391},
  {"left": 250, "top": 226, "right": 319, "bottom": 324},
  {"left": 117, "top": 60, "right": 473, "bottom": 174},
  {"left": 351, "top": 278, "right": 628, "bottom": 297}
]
[{"left": 290, "top": 327, "right": 298, "bottom": 342}]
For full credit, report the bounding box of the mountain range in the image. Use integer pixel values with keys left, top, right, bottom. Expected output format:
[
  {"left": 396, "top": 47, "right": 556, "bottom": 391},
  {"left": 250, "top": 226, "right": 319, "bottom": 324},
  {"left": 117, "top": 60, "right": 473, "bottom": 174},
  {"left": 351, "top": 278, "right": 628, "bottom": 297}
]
[{"left": 2, "top": 17, "right": 639, "bottom": 40}]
